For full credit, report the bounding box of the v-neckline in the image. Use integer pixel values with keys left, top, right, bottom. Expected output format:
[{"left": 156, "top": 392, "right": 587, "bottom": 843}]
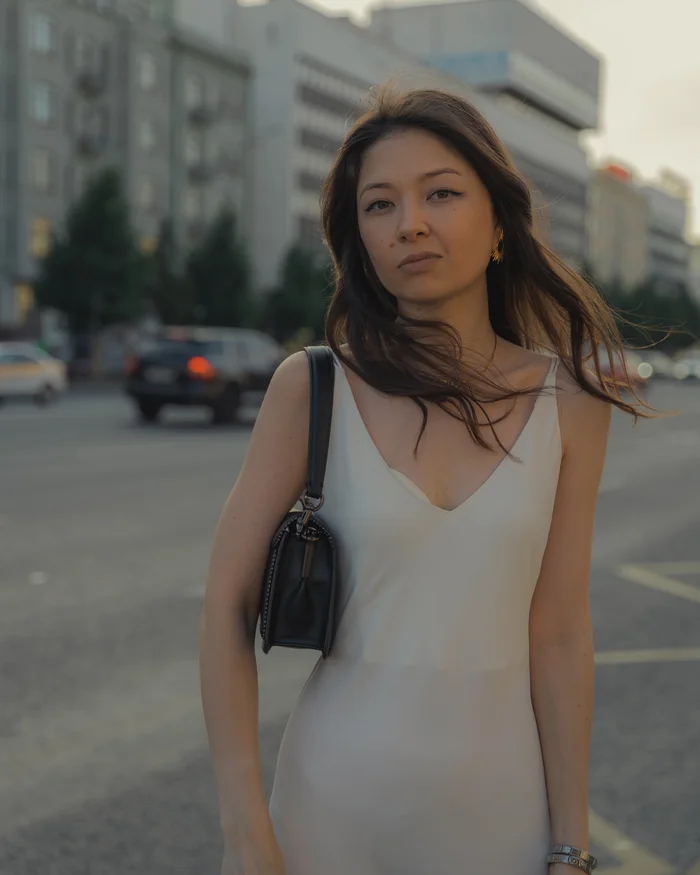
[{"left": 335, "top": 355, "right": 556, "bottom": 515}]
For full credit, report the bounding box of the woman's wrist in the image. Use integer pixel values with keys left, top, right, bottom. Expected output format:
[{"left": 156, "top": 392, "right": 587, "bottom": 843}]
[{"left": 547, "top": 844, "right": 598, "bottom": 874}]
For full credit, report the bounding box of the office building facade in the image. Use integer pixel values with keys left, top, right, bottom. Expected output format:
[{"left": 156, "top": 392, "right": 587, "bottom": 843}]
[
  {"left": 641, "top": 177, "right": 689, "bottom": 292},
  {"left": 0, "top": 0, "right": 250, "bottom": 327},
  {"left": 587, "top": 163, "right": 690, "bottom": 293},
  {"left": 587, "top": 164, "right": 649, "bottom": 289}
]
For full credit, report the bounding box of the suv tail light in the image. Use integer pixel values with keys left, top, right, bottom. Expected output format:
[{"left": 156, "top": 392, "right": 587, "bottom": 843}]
[
  {"left": 125, "top": 354, "right": 140, "bottom": 377},
  {"left": 187, "top": 356, "right": 216, "bottom": 380}
]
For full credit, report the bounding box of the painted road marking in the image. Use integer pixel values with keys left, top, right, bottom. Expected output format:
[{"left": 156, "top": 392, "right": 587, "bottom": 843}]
[
  {"left": 638, "top": 562, "right": 700, "bottom": 576},
  {"left": 589, "top": 808, "right": 676, "bottom": 875},
  {"left": 595, "top": 647, "right": 700, "bottom": 665},
  {"left": 594, "top": 561, "right": 700, "bottom": 874},
  {"left": 617, "top": 564, "right": 700, "bottom": 605}
]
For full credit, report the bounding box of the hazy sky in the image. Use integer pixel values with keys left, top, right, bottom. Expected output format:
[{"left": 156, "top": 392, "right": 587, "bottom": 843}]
[{"left": 315, "top": 0, "right": 700, "bottom": 235}]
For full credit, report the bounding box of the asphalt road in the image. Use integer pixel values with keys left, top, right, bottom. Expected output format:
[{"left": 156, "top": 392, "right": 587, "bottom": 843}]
[{"left": 0, "top": 380, "right": 699, "bottom": 875}]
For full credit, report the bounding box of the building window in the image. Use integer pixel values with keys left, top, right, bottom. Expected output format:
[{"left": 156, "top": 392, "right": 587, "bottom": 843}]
[
  {"left": 138, "top": 177, "right": 157, "bottom": 212},
  {"left": 297, "top": 84, "right": 358, "bottom": 120},
  {"left": 30, "top": 12, "right": 57, "bottom": 55},
  {"left": 297, "top": 170, "right": 325, "bottom": 193},
  {"left": 30, "top": 218, "right": 53, "bottom": 258},
  {"left": 185, "top": 75, "right": 204, "bottom": 109},
  {"left": 139, "top": 118, "right": 156, "bottom": 151},
  {"left": 185, "top": 133, "right": 204, "bottom": 165},
  {"left": 75, "top": 35, "right": 96, "bottom": 70},
  {"left": 139, "top": 53, "right": 157, "bottom": 91},
  {"left": 184, "top": 189, "right": 204, "bottom": 220},
  {"left": 208, "top": 81, "right": 220, "bottom": 110},
  {"left": 32, "top": 149, "right": 54, "bottom": 192},
  {"left": 31, "top": 82, "right": 57, "bottom": 125}
]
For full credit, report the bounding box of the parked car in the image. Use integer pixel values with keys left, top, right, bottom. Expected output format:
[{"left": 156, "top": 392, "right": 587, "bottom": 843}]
[
  {"left": 0, "top": 342, "right": 68, "bottom": 406},
  {"left": 125, "top": 327, "right": 286, "bottom": 424}
]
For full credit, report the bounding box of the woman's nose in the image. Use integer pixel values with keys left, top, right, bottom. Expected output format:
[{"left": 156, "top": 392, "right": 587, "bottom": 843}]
[{"left": 397, "top": 201, "right": 430, "bottom": 241}]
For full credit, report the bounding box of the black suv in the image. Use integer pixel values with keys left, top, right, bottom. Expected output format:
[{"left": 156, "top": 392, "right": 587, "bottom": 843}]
[{"left": 126, "top": 327, "right": 285, "bottom": 424}]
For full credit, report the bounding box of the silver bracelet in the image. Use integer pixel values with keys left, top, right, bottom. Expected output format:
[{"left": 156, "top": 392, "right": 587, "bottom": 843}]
[{"left": 547, "top": 844, "right": 598, "bottom": 874}]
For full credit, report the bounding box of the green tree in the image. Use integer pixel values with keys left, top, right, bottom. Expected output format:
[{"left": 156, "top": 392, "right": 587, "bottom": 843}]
[
  {"left": 609, "top": 280, "right": 700, "bottom": 351},
  {"left": 145, "top": 219, "right": 195, "bottom": 325},
  {"left": 260, "top": 244, "right": 334, "bottom": 343},
  {"left": 34, "top": 167, "right": 145, "bottom": 335},
  {"left": 186, "top": 207, "right": 251, "bottom": 327}
]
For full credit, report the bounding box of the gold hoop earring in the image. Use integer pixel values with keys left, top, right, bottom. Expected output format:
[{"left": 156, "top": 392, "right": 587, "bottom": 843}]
[{"left": 491, "top": 230, "right": 504, "bottom": 264}]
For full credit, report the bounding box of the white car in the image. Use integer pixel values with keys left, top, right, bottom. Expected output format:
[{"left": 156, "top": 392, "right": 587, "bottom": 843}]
[{"left": 0, "top": 343, "right": 68, "bottom": 406}]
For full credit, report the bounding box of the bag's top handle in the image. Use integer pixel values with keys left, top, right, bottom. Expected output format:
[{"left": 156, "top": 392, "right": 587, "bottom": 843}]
[{"left": 303, "top": 346, "right": 335, "bottom": 508}]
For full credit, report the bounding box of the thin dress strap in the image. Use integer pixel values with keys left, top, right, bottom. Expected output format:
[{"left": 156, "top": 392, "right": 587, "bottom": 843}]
[{"left": 544, "top": 355, "right": 560, "bottom": 389}]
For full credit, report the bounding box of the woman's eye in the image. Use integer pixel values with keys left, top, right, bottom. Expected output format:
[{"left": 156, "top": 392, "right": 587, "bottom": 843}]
[
  {"left": 365, "top": 199, "right": 392, "bottom": 213},
  {"left": 430, "top": 188, "right": 460, "bottom": 201}
]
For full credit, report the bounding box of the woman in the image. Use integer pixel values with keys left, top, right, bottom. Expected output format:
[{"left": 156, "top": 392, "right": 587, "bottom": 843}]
[{"left": 199, "top": 88, "right": 644, "bottom": 875}]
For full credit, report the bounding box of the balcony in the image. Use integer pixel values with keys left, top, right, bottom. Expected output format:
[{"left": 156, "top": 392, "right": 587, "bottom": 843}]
[
  {"left": 187, "top": 162, "right": 216, "bottom": 185},
  {"left": 76, "top": 68, "right": 107, "bottom": 99},
  {"left": 188, "top": 103, "right": 218, "bottom": 127},
  {"left": 77, "top": 133, "right": 107, "bottom": 157}
]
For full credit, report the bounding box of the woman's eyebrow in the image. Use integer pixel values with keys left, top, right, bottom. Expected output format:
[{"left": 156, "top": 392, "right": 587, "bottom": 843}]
[{"left": 359, "top": 167, "right": 462, "bottom": 198}]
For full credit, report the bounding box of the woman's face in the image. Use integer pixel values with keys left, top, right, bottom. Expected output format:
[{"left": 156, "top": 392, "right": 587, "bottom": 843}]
[{"left": 356, "top": 128, "right": 500, "bottom": 311}]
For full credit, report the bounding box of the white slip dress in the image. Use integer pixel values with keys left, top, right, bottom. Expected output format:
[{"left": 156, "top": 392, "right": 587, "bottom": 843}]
[{"left": 269, "top": 354, "right": 562, "bottom": 875}]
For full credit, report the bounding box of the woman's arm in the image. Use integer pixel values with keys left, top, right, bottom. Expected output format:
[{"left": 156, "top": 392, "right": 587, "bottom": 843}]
[
  {"left": 199, "top": 352, "right": 310, "bottom": 870},
  {"left": 529, "top": 372, "right": 612, "bottom": 861}
]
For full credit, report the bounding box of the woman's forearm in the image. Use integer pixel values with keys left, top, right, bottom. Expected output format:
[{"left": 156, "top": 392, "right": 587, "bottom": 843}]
[
  {"left": 530, "top": 629, "right": 594, "bottom": 849},
  {"left": 199, "top": 610, "right": 272, "bottom": 844}
]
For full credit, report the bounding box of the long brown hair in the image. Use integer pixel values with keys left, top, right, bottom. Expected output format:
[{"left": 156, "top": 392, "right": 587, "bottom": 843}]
[{"left": 321, "top": 87, "right": 648, "bottom": 451}]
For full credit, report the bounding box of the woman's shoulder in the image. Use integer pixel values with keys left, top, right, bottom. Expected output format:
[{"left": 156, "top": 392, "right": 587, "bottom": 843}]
[
  {"left": 549, "top": 358, "right": 612, "bottom": 455},
  {"left": 255, "top": 350, "right": 312, "bottom": 435},
  {"left": 267, "top": 350, "right": 311, "bottom": 398}
]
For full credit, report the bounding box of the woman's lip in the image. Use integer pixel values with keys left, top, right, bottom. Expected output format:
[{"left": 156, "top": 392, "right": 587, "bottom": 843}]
[{"left": 398, "top": 254, "right": 441, "bottom": 272}]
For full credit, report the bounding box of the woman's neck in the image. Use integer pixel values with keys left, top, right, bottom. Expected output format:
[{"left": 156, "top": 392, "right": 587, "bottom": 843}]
[{"left": 398, "top": 287, "right": 497, "bottom": 366}]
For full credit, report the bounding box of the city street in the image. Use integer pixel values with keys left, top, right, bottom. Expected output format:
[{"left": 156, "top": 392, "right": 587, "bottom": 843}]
[{"left": 1, "top": 379, "right": 699, "bottom": 874}]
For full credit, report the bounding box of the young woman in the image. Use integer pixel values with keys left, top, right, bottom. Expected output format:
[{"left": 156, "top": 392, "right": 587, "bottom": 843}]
[{"left": 199, "top": 88, "right": 644, "bottom": 875}]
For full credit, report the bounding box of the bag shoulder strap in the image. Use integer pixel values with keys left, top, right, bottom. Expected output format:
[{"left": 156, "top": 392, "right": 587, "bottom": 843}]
[{"left": 304, "top": 346, "right": 335, "bottom": 505}]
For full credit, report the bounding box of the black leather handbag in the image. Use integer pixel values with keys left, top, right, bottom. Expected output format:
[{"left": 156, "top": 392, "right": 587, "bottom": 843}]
[{"left": 259, "top": 346, "right": 338, "bottom": 658}]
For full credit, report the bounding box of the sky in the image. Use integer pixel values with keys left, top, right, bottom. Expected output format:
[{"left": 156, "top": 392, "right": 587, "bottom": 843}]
[{"left": 313, "top": 0, "right": 700, "bottom": 236}]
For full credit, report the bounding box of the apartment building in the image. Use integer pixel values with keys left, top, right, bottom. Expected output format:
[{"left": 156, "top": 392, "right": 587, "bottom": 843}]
[
  {"left": 587, "top": 164, "right": 649, "bottom": 289},
  {"left": 587, "top": 163, "right": 690, "bottom": 294},
  {"left": 0, "top": 0, "right": 250, "bottom": 327},
  {"left": 368, "top": 0, "right": 601, "bottom": 268},
  {"left": 642, "top": 174, "right": 689, "bottom": 292}
]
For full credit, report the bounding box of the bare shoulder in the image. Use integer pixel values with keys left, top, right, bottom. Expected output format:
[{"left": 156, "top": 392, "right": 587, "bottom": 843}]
[
  {"left": 265, "top": 349, "right": 310, "bottom": 406},
  {"left": 555, "top": 362, "right": 612, "bottom": 458}
]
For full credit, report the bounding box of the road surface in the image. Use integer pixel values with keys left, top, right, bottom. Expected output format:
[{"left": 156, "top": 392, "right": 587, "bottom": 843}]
[{"left": 1, "top": 380, "right": 699, "bottom": 874}]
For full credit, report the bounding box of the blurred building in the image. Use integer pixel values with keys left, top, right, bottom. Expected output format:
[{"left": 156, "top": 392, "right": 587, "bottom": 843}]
[
  {"left": 587, "top": 164, "right": 649, "bottom": 289},
  {"left": 641, "top": 171, "right": 690, "bottom": 293},
  {"left": 587, "top": 162, "right": 690, "bottom": 294},
  {"left": 0, "top": 0, "right": 250, "bottom": 328},
  {"left": 367, "top": 0, "right": 601, "bottom": 267}
]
